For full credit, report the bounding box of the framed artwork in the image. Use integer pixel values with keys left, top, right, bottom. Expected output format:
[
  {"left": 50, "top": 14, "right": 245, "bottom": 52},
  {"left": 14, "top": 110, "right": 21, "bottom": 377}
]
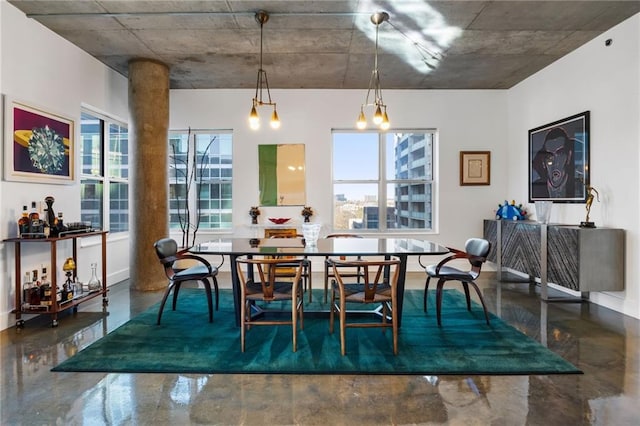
[
  {"left": 3, "top": 97, "right": 75, "bottom": 184},
  {"left": 258, "top": 144, "right": 306, "bottom": 206},
  {"left": 529, "top": 111, "right": 589, "bottom": 203},
  {"left": 460, "top": 151, "right": 490, "bottom": 186}
]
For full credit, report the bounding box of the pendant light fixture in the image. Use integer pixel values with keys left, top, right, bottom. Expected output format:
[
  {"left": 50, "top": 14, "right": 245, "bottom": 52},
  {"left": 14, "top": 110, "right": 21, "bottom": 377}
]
[
  {"left": 356, "top": 11, "right": 390, "bottom": 131},
  {"left": 249, "top": 10, "right": 280, "bottom": 130}
]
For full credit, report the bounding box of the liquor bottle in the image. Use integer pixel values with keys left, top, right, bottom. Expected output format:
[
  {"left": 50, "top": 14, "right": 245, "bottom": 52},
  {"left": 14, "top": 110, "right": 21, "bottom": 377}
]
[
  {"left": 28, "top": 201, "right": 39, "bottom": 223},
  {"left": 28, "top": 202, "right": 43, "bottom": 235},
  {"left": 22, "top": 271, "right": 32, "bottom": 307},
  {"left": 29, "top": 269, "right": 41, "bottom": 306},
  {"left": 40, "top": 267, "right": 52, "bottom": 307},
  {"left": 56, "top": 212, "right": 67, "bottom": 235},
  {"left": 18, "top": 206, "right": 29, "bottom": 237}
]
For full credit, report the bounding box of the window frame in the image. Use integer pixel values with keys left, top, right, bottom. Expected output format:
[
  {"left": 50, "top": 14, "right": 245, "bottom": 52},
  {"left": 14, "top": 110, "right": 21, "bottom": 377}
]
[
  {"left": 79, "top": 107, "right": 129, "bottom": 234},
  {"left": 331, "top": 129, "right": 437, "bottom": 234},
  {"left": 168, "top": 129, "right": 234, "bottom": 235}
]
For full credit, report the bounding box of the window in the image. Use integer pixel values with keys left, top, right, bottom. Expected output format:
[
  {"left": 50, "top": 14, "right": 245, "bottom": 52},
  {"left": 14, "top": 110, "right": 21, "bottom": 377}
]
[
  {"left": 168, "top": 130, "right": 233, "bottom": 231},
  {"left": 80, "top": 111, "right": 129, "bottom": 232},
  {"left": 332, "top": 130, "right": 435, "bottom": 232}
]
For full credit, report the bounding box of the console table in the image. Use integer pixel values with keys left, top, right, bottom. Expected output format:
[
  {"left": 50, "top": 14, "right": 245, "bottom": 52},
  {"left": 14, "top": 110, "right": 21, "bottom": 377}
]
[{"left": 483, "top": 220, "right": 624, "bottom": 300}]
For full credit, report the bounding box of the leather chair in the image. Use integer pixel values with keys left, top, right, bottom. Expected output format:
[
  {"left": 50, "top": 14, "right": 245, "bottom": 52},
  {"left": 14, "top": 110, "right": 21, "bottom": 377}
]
[
  {"left": 418, "top": 238, "right": 491, "bottom": 326},
  {"left": 329, "top": 257, "right": 401, "bottom": 355},
  {"left": 154, "top": 238, "right": 221, "bottom": 325},
  {"left": 323, "top": 233, "right": 365, "bottom": 303},
  {"left": 236, "top": 256, "right": 306, "bottom": 352}
]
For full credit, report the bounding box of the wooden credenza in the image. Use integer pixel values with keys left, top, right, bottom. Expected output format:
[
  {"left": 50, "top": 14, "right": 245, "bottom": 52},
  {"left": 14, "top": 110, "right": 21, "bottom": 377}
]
[{"left": 483, "top": 220, "right": 624, "bottom": 294}]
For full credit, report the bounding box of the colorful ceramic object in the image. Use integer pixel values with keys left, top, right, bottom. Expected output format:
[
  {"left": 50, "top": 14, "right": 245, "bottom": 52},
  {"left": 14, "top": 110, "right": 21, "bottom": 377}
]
[{"left": 496, "top": 200, "right": 527, "bottom": 220}]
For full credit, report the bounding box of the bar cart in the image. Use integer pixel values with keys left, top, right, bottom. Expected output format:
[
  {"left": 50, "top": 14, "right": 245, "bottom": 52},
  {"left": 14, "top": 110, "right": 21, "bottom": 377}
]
[{"left": 4, "top": 230, "right": 108, "bottom": 328}]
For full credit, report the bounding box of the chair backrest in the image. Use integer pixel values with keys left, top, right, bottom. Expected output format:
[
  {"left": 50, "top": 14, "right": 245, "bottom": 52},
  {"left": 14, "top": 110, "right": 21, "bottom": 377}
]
[
  {"left": 154, "top": 238, "right": 178, "bottom": 265},
  {"left": 236, "top": 257, "right": 305, "bottom": 300},
  {"left": 465, "top": 238, "right": 491, "bottom": 268},
  {"left": 331, "top": 258, "right": 400, "bottom": 302},
  {"left": 327, "top": 233, "right": 363, "bottom": 260},
  {"left": 326, "top": 233, "right": 362, "bottom": 239}
]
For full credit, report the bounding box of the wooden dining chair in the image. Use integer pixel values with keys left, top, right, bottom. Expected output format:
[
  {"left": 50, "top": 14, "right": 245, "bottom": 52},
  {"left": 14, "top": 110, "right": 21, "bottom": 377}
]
[
  {"left": 268, "top": 233, "right": 313, "bottom": 302},
  {"left": 329, "top": 257, "right": 401, "bottom": 355},
  {"left": 153, "top": 238, "right": 221, "bottom": 325},
  {"left": 323, "top": 233, "right": 365, "bottom": 303},
  {"left": 236, "top": 256, "right": 306, "bottom": 352},
  {"left": 418, "top": 238, "right": 491, "bottom": 326}
]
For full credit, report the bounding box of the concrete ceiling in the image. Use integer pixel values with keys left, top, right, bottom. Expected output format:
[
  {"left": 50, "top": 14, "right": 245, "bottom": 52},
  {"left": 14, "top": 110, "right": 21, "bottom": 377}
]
[{"left": 8, "top": 0, "right": 640, "bottom": 89}]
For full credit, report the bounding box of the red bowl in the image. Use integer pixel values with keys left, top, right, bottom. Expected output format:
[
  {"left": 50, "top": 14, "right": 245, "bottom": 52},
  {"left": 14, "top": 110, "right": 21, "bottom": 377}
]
[{"left": 268, "top": 217, "right": 291, "bottom": 225}]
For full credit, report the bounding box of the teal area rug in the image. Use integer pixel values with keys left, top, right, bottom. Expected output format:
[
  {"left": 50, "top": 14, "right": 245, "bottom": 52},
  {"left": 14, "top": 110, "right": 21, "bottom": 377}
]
[{"left": 52, "top": 289, "right": 581, "bottom": 375}]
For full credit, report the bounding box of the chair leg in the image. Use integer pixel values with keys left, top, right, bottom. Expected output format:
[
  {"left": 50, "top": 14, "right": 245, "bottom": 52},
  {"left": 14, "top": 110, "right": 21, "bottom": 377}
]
[
  {"left": 240, "top": 299, "right": 246, "bottom": 352},
  {"left": 157, "top": 282, "right": 175, "bottom": 325},
  {"left": 297, "top": 283, "right": 305, "bottom": 330},
  {"left": 423, "top": 276, "right": 432, "bottom": 312},
  {"left": 329, "top": 285, "right": 336, "bottom": 333},
  {"left": 292, "top": 295, "right": 297, "bottom": 353},
  {"left": 212, "top": 276, "right": 220, "bottom": 310},
  {"left": 469, "top": 281, "right": 491, "bottom": 325},
  {"left": 324, "top": 263, "right": 330, "bottom": 304},
  {"left": 436, "top": 278, "right": 446, "bottom": 327},
  {"left": 202, "top": 278, "right": 214, "bottom": 323},
  {"left": 172, "top": 282, "right": 183, "bottom": 310},
  {"left": 392, "top": 293, "right": 398, "bottom": 355},
  {"left": 461, "top": 281, "right": 472, "bottom": 311},
  {"left": 306, "top": 263, "right": 313, "bottom": 303},
  {"left": 339, "top": 294, "right": 347, "bottom": 356}
]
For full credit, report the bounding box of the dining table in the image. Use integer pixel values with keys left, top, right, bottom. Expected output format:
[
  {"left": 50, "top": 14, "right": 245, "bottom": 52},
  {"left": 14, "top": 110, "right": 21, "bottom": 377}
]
[{"left": 191, "top": 237, "right": 449, "bottom": 327}]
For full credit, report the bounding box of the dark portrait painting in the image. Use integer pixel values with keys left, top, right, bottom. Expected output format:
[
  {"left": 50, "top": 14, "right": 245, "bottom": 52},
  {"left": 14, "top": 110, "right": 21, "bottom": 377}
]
[{"left": 529, "top": 111, "right": 589, "bottom": 203}]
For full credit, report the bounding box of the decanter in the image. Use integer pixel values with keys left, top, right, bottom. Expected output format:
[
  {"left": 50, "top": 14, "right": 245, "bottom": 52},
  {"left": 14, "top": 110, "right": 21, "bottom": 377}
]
[{"left": 87, "top": 263, "right": 101, "bottom": 292}]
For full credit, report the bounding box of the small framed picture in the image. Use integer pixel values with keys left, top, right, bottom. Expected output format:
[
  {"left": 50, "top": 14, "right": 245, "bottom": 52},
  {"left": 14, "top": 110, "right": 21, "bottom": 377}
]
[{"left": 460, "top": 151, "right": 490, "bottom": 186}]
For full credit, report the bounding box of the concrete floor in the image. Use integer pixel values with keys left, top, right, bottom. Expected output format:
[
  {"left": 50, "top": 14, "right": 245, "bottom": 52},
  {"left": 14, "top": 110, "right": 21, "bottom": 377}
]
[{"left": 1, "top": 272, "right": 639, "bottom": 425}]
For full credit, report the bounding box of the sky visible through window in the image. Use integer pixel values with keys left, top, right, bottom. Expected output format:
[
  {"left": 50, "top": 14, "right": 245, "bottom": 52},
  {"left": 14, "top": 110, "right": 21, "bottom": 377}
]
[{"left": 333, "top": 132, "right": 395, "bottom": 200}]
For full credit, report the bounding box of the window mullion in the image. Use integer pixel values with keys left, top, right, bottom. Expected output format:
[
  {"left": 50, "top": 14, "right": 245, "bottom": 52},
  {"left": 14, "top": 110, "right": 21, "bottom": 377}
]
[
  {"left": 378, "top": 132, "right": 387, "bottom": 231},
  {"left": 188, "top": 136, "right": 198, "bottom": 229},
  {"left": 103, "top": 121, "right": 110, "bottom": 230}
]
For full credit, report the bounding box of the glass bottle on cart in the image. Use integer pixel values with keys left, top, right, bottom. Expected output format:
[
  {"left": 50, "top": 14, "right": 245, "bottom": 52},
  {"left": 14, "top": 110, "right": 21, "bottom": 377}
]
[{"left": 87, "top": 263, "right": 101, "bottom": 292}]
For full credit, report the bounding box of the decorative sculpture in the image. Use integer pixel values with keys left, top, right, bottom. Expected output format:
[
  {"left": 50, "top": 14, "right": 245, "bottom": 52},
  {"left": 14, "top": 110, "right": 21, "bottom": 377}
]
[
  {"left": 495, "top": 200, "right": 527, "bottom": 221},
  {"left": 580, "top": 185, "right": 600, "bottom": 228}
]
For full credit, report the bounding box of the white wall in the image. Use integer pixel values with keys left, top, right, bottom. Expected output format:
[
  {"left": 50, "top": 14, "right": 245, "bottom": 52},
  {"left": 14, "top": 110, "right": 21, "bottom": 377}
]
[
  {"left": 170, "top": 88, "right": 509, "bottom": 258},
  {"left": 507, "top": 14, "right": 640, "bottom": 318},
  {"left": 0, "top": 2, "right": 129, "bottom": 330},
  {"left": 2, "top": 0, "right": 638, "bottom": 331}
]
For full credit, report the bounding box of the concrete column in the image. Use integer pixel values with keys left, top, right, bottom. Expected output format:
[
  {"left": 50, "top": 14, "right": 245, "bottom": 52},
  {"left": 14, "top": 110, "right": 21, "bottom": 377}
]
[{"left": 128, "top": 59, "right": 169, "bottom": 291}]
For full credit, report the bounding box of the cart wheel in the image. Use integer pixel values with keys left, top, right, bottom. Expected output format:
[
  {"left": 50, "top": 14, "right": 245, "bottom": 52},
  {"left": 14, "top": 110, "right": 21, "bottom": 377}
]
[
  {"left": 52, "top": 319, "right": 59, "bottom": 327},
  {"left": 16, "top": 319, "right": 25, "bottom": 329}
]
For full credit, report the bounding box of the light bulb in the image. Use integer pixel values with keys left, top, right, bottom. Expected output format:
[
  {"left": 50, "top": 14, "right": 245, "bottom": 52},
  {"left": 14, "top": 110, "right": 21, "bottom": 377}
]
[
  {"left": 380, "top": 111, "right": 390, "bottom": 130},
  {"left": 356, "top": 109, "right": 367, "bottom": 130},
  {"left": 249, "top": 105, "right": 260, "bottom": 130},
  {"left": 373, "top": 105, "right": 383, "bottom": 125},
  {"left": 270, "top": 109, "right": 281, "bottom": 129}
]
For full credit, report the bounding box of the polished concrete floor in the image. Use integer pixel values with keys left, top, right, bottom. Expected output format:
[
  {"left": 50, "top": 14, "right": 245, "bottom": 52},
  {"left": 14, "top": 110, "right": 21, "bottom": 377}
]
[{"left": 1, "top": 272, "right": 639, "bottom": 425}]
